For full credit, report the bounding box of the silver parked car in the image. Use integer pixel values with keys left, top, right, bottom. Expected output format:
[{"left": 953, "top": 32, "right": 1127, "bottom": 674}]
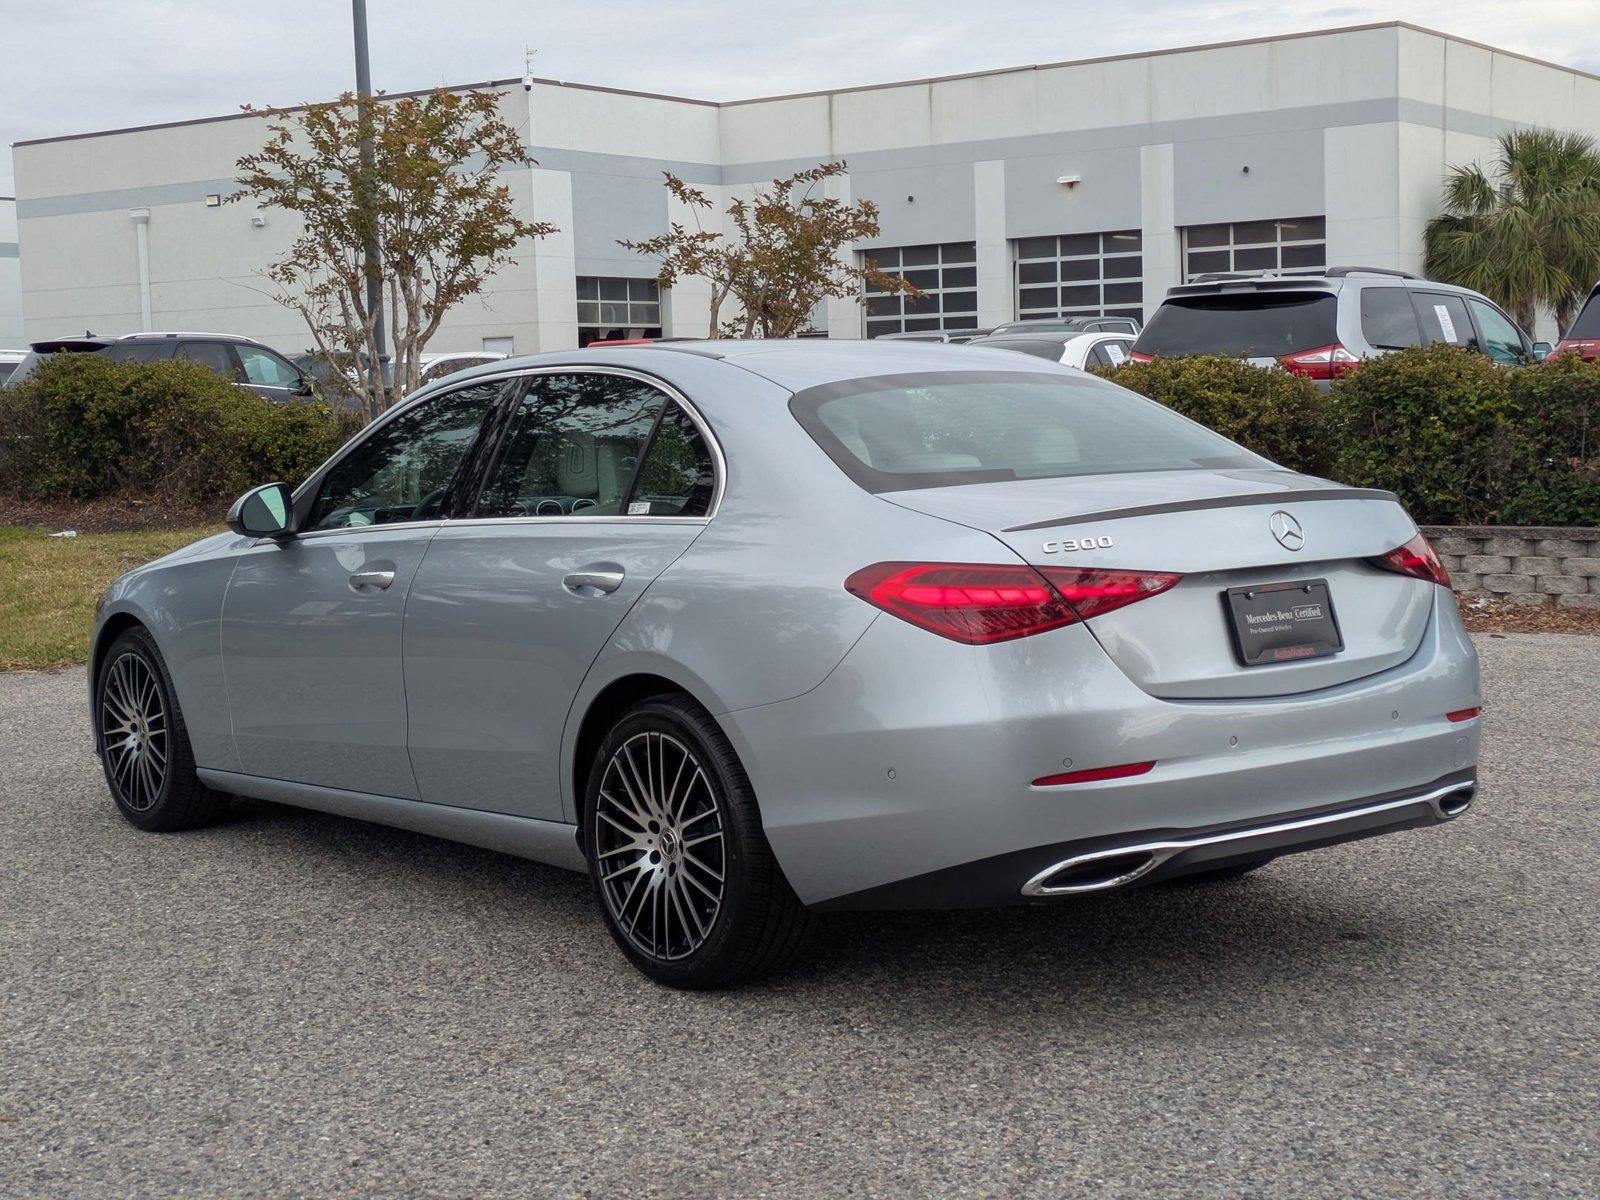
[{"left": 89, "top": 341, "right": 1481, "bottom": 988}]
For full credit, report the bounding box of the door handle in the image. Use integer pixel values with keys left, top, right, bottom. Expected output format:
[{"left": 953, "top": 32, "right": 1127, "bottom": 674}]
[
  {"left": 563, "top": 569, "right": 625, "bottom": 595},
  {"left": 349, "top": 567, "right": 396, "bottom": 590}
]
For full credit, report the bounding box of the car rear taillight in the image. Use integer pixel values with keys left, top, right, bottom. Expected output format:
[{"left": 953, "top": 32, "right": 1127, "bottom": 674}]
[
  {"left": 844, "top": 562, "right": 1180, "bottom": 644},
  {"left": 1036, "top": 566, "right": 1181, "bottom": 619},
  {"left": 1128, "top": 350, "right": 1154, "bottom": 363},
  {"left": 1554, "top": 338, "right": 1599, "bottom": 361},
  {"left": 1369, "top": 534, "right": 1451, "bottom": 587},
  {"left": 1446, "top": 707, "right": 1480, "bottom": 723},
  {"left": 1280, "top": 343, "right": 1359, "bottom": 380}
]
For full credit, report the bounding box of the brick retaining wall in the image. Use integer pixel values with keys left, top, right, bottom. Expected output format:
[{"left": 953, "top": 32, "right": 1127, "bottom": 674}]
[{"left": 1421, "top": 526, "right": 1600, "bottom": 608}]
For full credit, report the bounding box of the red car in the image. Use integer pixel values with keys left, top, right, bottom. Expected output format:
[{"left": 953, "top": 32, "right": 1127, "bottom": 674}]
[{"left": 1553, "top": 282, "right": 1600, "bottom": 361}]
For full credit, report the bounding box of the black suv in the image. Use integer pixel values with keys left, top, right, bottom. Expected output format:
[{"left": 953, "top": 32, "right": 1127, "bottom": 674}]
[{"left": 4, "top": 332, "right": 311, "bottom": 401}]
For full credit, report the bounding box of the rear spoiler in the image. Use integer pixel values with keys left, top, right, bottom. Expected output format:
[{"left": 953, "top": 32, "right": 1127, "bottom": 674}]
[
  {"left": 1003, "top": 487, "right": 1401, "bottom": 533},
  {"left": 1167, "top": 278, "right": 1337, "bottom": 299}
]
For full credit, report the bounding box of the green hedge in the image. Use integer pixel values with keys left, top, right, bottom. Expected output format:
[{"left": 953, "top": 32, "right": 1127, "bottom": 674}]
[
  {"left": 1095, "top": 354, "right": 1335, "bottom": 477},
  {"left": 1102, "top": 346, "right": 1600, "bottom": 526},
  {"left": 0, "top": 355, "right": 363, "bottom": 506}
]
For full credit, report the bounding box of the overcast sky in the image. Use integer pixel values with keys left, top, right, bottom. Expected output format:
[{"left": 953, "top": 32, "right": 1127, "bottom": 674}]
[{"left": 5, "top": 1, "right": 1599, "bottom": 195}]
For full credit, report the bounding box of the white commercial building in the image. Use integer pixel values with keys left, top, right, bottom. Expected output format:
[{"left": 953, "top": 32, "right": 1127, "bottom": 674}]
[
  {"left": 0, "top": 197, "right": 23, "bottom": 347},
  {"left": 10, "top": 21, "right": 1600, "bottom": 352}
]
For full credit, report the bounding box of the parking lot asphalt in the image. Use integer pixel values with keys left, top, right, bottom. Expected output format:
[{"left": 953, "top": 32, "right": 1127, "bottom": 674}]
[{"left": 2, "top": 632, "right": 1597, "bottom": 1198}]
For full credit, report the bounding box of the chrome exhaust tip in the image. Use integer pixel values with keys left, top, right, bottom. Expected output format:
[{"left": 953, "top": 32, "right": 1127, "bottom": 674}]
[
  {"left": 1019, "top": 778, "right": 1478, "bottom": 899},
  {"left": 1432, "top": 785, "right": 1476, "bottom": 820},
  {"left": 1022, "top": 848, "right": 1167, "bottom": 897}
]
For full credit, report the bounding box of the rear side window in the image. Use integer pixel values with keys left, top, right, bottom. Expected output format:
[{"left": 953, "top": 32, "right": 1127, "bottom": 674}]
[
  {"left": 1411, "top": 293, "right": 1474, "bottom": 348},
  {"left": 1134, "top": 292, "right": 1337, "bottom": 358},
  {"left": 1568, "top": 291, "right": 1600, "bottom": 339},
  {"left": 790, "top": 370, "right": 1266, "bottom": 493},
  {"left": 475, "top": 373, "right": 666, "bottom": 518},
  {"left": 630, "top": 403, "right": 716, "bottom": 516},
  {"left": 1359, "top": 289, "right": 1422, "bottom": 350},
  {"left": 103, "top": 343, "right": 170, "bottom": 364},
  {"left": 178, "top": 341, "right": 238, "bottom": 376}
]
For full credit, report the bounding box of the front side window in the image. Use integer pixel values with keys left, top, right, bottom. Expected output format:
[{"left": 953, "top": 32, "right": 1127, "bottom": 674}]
[
  {"left": 791, "top": 370, "right": 1265, "bottom": 493},
  {"left": 308, "top": 382, "right": 503, "bottom": 530},
  {"left": 1466, "top": 299, "right": 1529, "bottom": 365},
  {"left": 236, "top": 345, "right": 302, "bottom": 388},
  {"left": 476, "top": 374, "right": 666, "bottom": 517}
]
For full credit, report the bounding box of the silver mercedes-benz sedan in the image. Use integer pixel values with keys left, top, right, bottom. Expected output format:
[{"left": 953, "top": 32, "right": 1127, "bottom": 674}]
[{"left": 89, "top": 341, "right": 1481, "bottom": 988}]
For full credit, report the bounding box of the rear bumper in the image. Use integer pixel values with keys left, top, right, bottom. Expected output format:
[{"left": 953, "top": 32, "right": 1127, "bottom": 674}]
[
  {"left": 814, "top": 769, "right": 1476, "bottom": 909},
  {"left": 720, "top": 589, "right": 1480, "bottom": 908}
]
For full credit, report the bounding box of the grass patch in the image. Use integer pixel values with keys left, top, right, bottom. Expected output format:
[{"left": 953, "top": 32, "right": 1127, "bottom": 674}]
[{"left": 0, "top": 525, "right": 220, "bottom": 670}]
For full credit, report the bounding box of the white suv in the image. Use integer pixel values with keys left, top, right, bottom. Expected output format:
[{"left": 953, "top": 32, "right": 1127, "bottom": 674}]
[{"left": 1131, "top": 267, "right": 1541, "bottom": 388}]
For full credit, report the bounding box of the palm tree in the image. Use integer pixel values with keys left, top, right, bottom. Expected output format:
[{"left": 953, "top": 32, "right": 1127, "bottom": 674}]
[{"left": 1424, "top": 128, "right": 1600, "bottom": 332}]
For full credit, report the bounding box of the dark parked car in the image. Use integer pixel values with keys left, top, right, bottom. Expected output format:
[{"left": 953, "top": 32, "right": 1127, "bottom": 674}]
[{"left": 5, "top": 332, "right": 311, "bottom": 401}]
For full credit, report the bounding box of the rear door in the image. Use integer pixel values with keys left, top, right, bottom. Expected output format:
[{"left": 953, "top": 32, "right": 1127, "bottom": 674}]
[{"left": 403, "top": 369, "right": 718, "bottom": 821}]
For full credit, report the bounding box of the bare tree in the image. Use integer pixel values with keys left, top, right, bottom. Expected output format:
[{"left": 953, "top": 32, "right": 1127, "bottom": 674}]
[
  {"left": 235, "top": 88, "right": 555, "bottom": 417},
  {"left": 620, "top": 162, "right": 920, "bottom": 338}
]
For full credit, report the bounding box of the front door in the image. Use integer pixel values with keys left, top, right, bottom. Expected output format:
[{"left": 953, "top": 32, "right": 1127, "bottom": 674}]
[
  {"left": 220, "top": 379, "right": 506, "bottom": 796},
  {"left": 403, "top": 370, "right": 718, "bottom": 820}
]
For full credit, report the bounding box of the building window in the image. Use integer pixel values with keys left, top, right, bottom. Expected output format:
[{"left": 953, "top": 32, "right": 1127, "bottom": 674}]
[
  {"left": 577, "top": 277, "right": 662, "bottom": 347},
  {"left": 1014, "top": 231, "right": 1143, "bottom": 322},
  {"left": 1182, "top": 217, "right": 1326, "bottom": 281},
  {"left": 861, "top": 242, "right": 977, "bottom": 338}
]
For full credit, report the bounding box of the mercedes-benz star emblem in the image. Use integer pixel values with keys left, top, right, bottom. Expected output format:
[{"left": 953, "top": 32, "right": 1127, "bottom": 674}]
[{"left": 1269, "top": 510, "right": 1305, "bottom": 551}]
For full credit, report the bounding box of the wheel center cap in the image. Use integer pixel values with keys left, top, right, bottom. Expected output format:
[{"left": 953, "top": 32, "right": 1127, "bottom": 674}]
[{"left": 658, "top": 827, "right": 681, "bottom": 863}]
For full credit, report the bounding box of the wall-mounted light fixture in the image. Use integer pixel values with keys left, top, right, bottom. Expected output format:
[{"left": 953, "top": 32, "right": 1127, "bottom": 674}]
[
  {"left": 251, "top": 213, "right": 267, "bottom": 228},
  {"left": 1056, "top": 174, "right": 1082, "bottom": 188},
  {"left": 204, "top": 194, "right": 222, "bottom": 207}
]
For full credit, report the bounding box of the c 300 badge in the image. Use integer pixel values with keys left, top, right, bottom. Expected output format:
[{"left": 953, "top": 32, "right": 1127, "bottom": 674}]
[{"left": 1042, "top": 535, "right": 1113, "bottom": 554}]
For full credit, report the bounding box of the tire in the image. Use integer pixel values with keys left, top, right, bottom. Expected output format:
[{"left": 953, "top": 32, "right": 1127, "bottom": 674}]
[
  {"left": 583, "top": 694, "right": 812, "bottom": 989},
  {"left": 95, "top": 627, "right": 229, "bottom": 832}
]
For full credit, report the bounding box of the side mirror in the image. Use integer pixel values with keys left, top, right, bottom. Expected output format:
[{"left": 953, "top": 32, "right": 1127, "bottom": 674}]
[
  {"left": 227, "top": 482, "right": 295, "bottom": 538},
  {"left": 1532, "top": 342, "right": 1553, "bottom": 362}
]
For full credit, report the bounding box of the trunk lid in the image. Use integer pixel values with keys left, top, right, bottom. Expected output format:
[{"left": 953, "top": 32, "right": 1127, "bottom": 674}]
[{"left": 887, "top": 469, "right": 1435, "bottom": 698}]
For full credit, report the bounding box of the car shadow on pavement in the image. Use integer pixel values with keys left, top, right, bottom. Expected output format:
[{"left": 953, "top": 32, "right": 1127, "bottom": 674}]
[{"left": 216, "top": 796, "right": 1435, "bottom": 1021}]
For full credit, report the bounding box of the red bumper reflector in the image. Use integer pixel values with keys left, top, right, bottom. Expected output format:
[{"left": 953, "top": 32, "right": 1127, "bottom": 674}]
[
  {"left": 1446, "top": 707, "right": 1480, "bottom": 723},
  {"left": 1032, "top": 761, "right": 1155, "bottom": 787}
]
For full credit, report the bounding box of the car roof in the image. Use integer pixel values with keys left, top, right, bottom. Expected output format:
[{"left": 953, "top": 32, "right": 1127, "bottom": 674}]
[
  {"left": 969, "top": 334, "right": 1070, "bottom": 348},
  {"left": 1165, "top": 268, "right": 1485, "bottom": 302},
  {"left": 407, "top": 338, "right": 1073, "bottom": 401}
]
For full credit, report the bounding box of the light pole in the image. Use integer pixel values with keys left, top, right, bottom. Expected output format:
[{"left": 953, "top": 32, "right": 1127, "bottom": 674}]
[{"left": 352, "top": 0, "right": 389, "bottom": 403}]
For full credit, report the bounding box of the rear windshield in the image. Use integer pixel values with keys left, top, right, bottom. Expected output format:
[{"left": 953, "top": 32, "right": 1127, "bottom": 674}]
[
  {"left": 789, "top": 370, "right": 1266, "bottom": 493},
  {"left": 1135, "top": 292, "right": 1337, "bottom": 358},
  {"left": 973, "top": 338, "right": 1065, "bottom": 361},
  {"left": 2, "top": 351, "right": 45, "bottom": 389},
  {"left": 1568, "top": 290, "right": 1600, "bottom": 340}
]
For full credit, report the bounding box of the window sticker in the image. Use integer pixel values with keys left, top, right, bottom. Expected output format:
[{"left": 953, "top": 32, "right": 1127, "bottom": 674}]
[
  {"left": 1103, "top": 342, "right": 1127, "bottom": 366},
  {"left": 1434, "top": 304, "right": 1457, "bottom": 343},
  {"left": 628, "top": 500, "right": 652, "bottom": 515}
]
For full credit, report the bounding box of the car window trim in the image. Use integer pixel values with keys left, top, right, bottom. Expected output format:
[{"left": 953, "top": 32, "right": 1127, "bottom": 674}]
[
  {"left": 452, "top": 364, "right": 725, "bottom": 525},
  {"left": 291, "top": 363, "right": 726, "bottom": 527},
  {"left": 1462, "top": 296, "right": 1531, "bottom": 364},
  {"left": 292, "top": 375, "right": 515, "bottom": 532}
]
